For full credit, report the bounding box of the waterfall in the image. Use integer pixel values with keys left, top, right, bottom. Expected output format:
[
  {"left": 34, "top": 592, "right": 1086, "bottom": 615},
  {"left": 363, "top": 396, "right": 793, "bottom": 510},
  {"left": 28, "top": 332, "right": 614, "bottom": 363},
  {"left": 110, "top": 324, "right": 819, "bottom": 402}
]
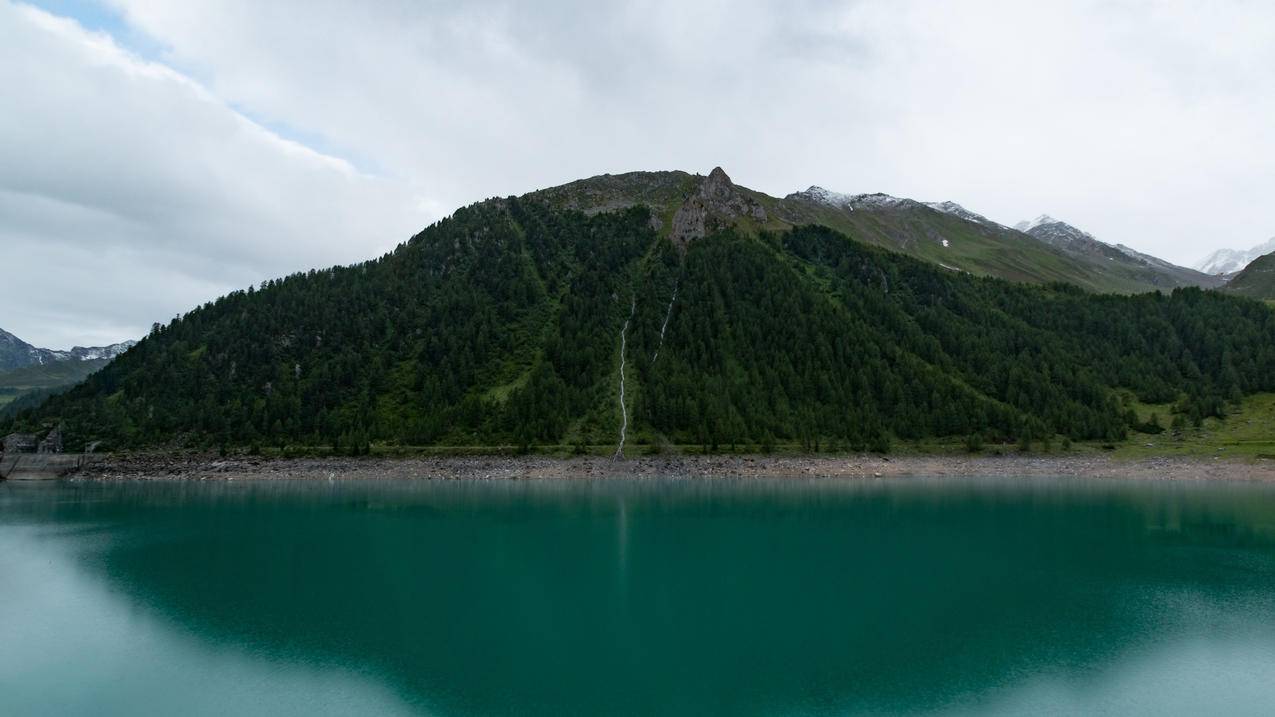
[
  {"left": 614, "top": 296, "right": 636, "bottom": 460},
  {"left": 651, "top": 281, "right": 678, "bottom": 364}
]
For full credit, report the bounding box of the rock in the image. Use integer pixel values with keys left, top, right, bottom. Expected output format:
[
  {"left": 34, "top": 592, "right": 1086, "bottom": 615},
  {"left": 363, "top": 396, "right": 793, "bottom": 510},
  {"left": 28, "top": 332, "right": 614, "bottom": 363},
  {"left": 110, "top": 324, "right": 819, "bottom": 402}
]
[
  {"left": 38, "top": 425, "right": 64, "bottom": 454},
  {"left": 3, "top": 432, "right": 37, "bottom": 453},
  {"left": 669, "top": 167, "right": 768, "bottom": 249}
]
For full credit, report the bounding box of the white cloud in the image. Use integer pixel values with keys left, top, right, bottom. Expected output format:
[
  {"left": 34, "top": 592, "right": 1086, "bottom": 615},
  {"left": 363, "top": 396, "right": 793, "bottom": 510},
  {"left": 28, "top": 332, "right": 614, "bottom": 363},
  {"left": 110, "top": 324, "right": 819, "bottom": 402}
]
[
  {"left": 0, "top": 1, "right": 429, "bottom": 348},
  {"left": 103, "top": 0, "right": 1275, "bottom": 265}
]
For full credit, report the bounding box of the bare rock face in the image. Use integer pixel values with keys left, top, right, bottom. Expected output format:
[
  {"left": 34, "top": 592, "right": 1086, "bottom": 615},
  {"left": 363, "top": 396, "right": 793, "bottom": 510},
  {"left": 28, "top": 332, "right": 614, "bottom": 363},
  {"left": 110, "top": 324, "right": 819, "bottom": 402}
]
[{"left": 669, "top": 167, "right": 767, "bottom": 249}]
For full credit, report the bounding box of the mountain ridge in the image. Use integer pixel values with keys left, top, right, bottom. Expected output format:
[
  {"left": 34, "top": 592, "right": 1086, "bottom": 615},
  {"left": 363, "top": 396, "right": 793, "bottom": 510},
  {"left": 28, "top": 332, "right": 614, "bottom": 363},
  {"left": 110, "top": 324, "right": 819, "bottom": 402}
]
[
  {"left": 536, "top": 169, "right": 1221, "bottom": 293},
  {"left": 0, "top": 328, "right": 135, "bottom": 372},
  {"left": 1009, "top": 214, "right": 1223, "bottom": 291},
  {"left": 5, "top": 168, "right": 1274, "bottom": 454}
]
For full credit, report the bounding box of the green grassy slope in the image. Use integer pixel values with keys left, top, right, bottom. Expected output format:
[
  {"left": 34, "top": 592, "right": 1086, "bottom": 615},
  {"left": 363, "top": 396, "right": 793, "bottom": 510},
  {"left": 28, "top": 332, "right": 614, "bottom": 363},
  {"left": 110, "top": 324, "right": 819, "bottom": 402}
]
[
  {"left": 1115, "top": 393, "right": 1275, "bottom": 459},
  {"left": 0, "top": 358, "right": 109, "bottom": 418},
  {"left": 0, "top": 358, "right": 109, "bottom": 390},
  {"left": 771, "top": 199, "right": 1139, "bottom": 292}
]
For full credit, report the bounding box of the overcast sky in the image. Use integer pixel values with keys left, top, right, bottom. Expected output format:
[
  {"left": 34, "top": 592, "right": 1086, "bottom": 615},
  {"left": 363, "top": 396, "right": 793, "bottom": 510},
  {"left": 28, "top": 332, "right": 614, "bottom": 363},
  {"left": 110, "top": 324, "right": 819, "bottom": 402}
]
[{"left": 4, "top": 0, "right": 1275, "bottom": 348}]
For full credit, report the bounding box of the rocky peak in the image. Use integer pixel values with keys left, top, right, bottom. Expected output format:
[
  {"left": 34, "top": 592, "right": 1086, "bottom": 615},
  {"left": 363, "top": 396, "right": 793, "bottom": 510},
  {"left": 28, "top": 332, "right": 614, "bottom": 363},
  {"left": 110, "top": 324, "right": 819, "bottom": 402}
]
[
  {"left": 669, "top": 167, "right": 767, "bottom": 248},
  {"left": 701, "top": 167, "right": 733, "bottom": 199}
]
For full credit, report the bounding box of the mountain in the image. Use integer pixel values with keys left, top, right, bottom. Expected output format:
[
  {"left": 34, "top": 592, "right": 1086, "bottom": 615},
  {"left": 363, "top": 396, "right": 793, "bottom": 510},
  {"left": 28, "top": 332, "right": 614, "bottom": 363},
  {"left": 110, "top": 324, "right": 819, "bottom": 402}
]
[
  {"left": 0, "top": 329, "right": 45, "bottom": 372},
  {"left": 537, "top": 172, "right": 1215, "bottom": 294},
  {"left": 0, "top": 328, "right": 135, "bottom": 417},
  {"left": 1013, "top": 215, "right": 1224, "bottom": 291},
  {"left": 925, "top": 201, "right": 996, "bottom": 226},
  {"left": 1196, "top": 237, "right": 1275, "bottom": 276},
  {"left": 0, "top": 328, "right": 134, "bottom": 372},
  {"left": 1223, "top": 251, "right": 1275, "bottom": 300},
  {"left": 777, "top": 190, "right": 1142, "bottom": 290},
  {"left": 6, "top": 168, "right": 1274, "bottom": 454}
]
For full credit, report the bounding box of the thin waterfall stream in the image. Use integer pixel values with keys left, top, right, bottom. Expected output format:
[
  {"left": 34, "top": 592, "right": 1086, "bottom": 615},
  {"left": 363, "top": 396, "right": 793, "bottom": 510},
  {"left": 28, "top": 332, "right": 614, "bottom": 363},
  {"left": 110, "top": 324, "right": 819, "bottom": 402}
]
[
  {"left": 614, "top": 296, "right": 636, "bottom": 459},
  {"left": 651, "top": 280, "right": 678, "bottom": 363}
]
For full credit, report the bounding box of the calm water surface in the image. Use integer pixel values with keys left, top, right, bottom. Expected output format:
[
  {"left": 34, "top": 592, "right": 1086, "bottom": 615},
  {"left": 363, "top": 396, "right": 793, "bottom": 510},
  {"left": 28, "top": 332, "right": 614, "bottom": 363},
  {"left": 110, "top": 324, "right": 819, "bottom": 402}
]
[{"left": 3, "top": 476, "right": 1275, "bottom": 716}]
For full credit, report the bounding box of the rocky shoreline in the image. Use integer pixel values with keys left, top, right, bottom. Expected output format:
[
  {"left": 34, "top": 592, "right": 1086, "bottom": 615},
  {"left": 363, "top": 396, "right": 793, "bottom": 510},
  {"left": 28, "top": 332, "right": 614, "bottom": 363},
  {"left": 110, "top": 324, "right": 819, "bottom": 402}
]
[{"left": 60, "top": 453, "right": 1275, "bottom": 483}]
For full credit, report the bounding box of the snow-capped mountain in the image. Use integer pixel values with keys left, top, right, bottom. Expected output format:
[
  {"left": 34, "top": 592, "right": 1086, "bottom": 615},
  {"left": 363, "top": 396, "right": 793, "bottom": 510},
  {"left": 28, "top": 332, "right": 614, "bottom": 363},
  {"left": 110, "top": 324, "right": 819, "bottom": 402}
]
[
  {"left": 789, "top": 185, "right": 855, "bottom": 207},
  {"left": 1012, "top": 215, "right": 1099, "bottom": 249},
  {"left": 1013, "top": 215, "right": 1142, "bottom": 263},
  {"left": 787, "top": 186, "right": 920, "bottom": 211},
  {"left": 42, "top": 341, "right": 137, "bottom": 363},
  {"left": 0, "top": 327, "right": 135, "bottom": 372},
  {"left": 793, "top": 186, "right": 1001, "bottom": 228},
  {"left": 1012, "top": 214, "right": 1182, "bottom": 271},
  {"left": 1195, "top": 237, "right": 1275, "bottom": 276},
  {"left": 1014, "top": 215, "right": 1224, "bottom": 289},
  {"left": 776, "top": 178, "right": 1220, "bottom": 291},
  {"left": 926, "top": 201, "right": 994, "bottom": 226},
  {"left": 1013, "top": 214, "right": 1058, "bottom": 233}
]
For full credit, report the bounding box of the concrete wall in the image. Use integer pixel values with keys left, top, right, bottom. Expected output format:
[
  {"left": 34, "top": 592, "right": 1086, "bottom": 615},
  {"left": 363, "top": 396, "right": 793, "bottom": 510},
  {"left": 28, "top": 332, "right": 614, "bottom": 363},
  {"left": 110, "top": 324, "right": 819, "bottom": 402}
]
[{"left": 0, "top": 454, "right": 90, "bottom": 480}]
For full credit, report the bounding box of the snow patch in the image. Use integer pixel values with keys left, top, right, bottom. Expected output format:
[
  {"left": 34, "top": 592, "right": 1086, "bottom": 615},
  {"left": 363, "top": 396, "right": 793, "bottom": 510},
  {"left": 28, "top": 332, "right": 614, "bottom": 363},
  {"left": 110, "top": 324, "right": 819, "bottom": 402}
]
[
  {"left": 1014, "top": 214, "right": 1063, "bottom": 233},
  {"left": 927, "top": 201, "right": 993, "bottom": 226}
]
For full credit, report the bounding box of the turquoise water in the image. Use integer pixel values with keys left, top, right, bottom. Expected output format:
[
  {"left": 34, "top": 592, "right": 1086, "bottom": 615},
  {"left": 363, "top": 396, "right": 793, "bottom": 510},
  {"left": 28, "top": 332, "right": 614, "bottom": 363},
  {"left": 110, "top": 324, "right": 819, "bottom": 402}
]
[{"left": 3, "top": 477, "right": 1275, "bottom": 716}]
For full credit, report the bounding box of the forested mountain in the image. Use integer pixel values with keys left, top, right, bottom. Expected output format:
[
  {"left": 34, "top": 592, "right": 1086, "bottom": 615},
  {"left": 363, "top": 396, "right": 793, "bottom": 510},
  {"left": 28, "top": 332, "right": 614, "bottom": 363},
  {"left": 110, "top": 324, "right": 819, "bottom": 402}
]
[
  {"left": 5, "top": 168, "right": 1274, "bottom": 454},
  {"left": 1224, "top": 251, "right": 1275, "bottom": 300}
]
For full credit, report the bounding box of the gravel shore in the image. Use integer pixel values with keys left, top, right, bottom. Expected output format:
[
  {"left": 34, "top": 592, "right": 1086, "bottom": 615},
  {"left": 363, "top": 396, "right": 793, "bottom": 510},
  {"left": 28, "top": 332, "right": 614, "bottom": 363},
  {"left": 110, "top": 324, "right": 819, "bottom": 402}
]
[{"left": 66, "top": 453, "right": 1275, "bottom": 482}]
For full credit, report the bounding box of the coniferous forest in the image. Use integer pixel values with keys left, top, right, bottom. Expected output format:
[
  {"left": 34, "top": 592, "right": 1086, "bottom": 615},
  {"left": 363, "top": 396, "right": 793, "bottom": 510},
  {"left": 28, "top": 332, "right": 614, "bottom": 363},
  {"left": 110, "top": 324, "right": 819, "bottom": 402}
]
[{"left": 6, "top": 197, "right": 1275, "bottom": 453}]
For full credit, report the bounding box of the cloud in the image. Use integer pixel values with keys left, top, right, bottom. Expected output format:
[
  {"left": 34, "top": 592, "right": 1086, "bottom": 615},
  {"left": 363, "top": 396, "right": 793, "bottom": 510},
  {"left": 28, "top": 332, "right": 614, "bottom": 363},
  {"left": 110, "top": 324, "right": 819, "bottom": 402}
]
[
  {"left": 4, "top": 0, "right": 1275, "bottom": 346},
  {"left": 103, "top": 0, "right": 1275, "bottom": 264},
  {"left": 0, "top": 1, "right": 428, "bottom": 348}
]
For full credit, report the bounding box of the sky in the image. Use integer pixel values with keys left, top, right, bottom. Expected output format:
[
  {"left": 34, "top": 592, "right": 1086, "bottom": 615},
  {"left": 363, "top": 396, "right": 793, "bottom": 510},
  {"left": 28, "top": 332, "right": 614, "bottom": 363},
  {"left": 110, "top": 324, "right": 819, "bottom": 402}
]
[{"left": 3, "top": 0, "right": 1275, "bottom": 348}]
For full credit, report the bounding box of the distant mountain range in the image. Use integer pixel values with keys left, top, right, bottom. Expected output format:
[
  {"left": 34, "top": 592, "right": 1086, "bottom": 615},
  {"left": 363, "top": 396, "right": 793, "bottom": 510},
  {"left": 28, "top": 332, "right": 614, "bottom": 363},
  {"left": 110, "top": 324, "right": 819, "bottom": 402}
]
[
  {"left": 1009, "top": 214, "right": 1224, "bottom": 291},
  {"left": 0, "top": 329, "right": 135, "bottom": 418},
  {"left": 0, "top": 328, "right": 135, "bottom": 372}
]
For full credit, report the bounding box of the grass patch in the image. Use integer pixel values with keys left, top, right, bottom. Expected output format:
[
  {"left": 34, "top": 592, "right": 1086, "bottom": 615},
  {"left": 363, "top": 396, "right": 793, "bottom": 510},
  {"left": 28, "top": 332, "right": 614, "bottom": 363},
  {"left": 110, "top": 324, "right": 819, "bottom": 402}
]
[{"left": 1113, "top": 392, "right": 1275, "bottom": 459}]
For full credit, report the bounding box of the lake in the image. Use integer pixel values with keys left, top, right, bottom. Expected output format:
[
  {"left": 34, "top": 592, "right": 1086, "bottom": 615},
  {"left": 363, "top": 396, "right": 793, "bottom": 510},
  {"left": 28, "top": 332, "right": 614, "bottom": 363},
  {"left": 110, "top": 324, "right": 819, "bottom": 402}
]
[{"left": 3, "top": 476, "right": 1275, "bottom": 716}]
